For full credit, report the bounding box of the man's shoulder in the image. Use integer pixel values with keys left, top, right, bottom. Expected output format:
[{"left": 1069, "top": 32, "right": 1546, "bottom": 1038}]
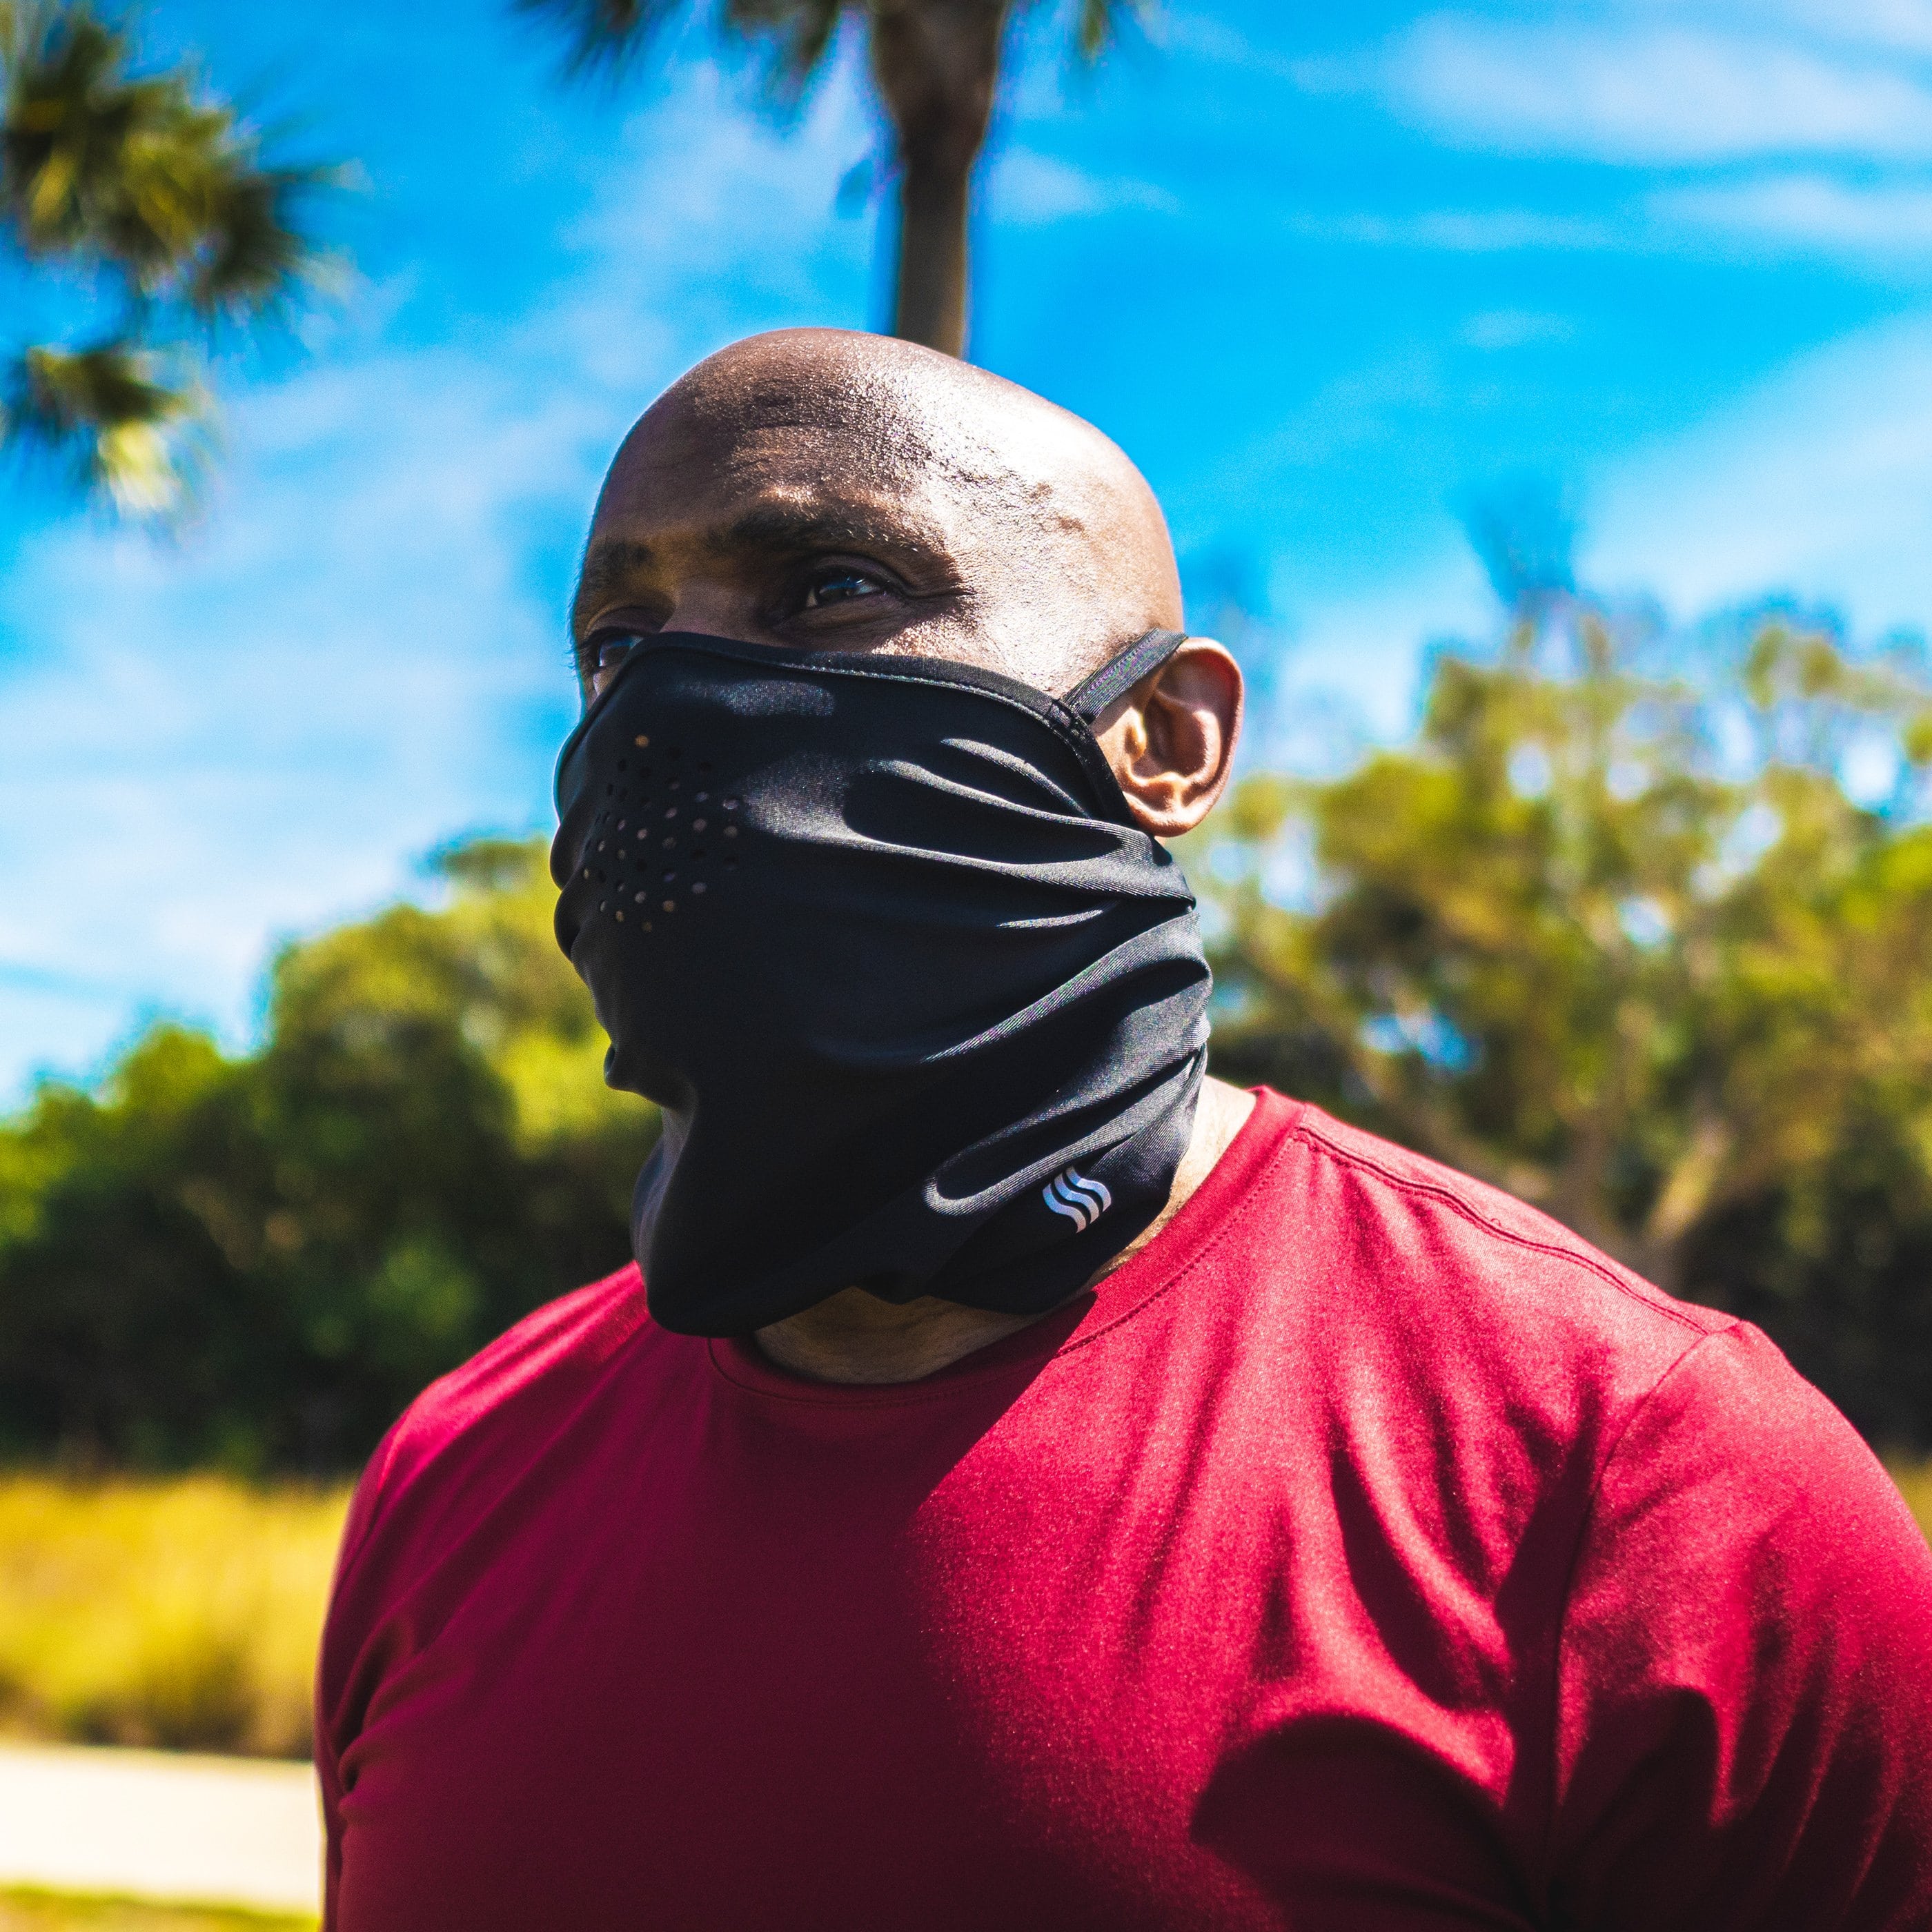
[
  {"left": 1245, "top": 1096, "right": 1734, "bottom": 1382},
  {"left": 343, "top": 1264, "right": 667, "bottom": 1566}
]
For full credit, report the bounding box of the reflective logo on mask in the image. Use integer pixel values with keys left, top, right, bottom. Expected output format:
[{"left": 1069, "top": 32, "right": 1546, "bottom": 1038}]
[{"left": 1043, "top": 1167, "right": 1112, "bottom": 1232}]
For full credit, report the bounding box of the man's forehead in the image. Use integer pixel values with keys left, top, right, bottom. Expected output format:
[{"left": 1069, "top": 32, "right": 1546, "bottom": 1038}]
[{"left": 600, "top": 398, "right": 955, "bottom": 520}]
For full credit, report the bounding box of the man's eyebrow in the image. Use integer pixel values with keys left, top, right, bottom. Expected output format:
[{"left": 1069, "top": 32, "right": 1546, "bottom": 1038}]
[
  {"left": 571, "top": 501, "right": 940, "bottom": 638},
  {"left": 573, "top": 538, "right": 656, "bottom": 624},
  {"left": 719, "top": 502, "right": 928, "bottom": 556}
]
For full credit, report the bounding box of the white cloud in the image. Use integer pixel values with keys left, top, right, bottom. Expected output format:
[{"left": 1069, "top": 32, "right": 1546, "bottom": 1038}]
[
  {"left": 1588, "top": 308, "right": 1932, "bottom": 635},
  {"left": 1638, "top": 0, "right": 1932, "bottom": 60},
  {"left": 1654, "top": 174, "right": 1932, "bottom": 259},
  {"left": 1381, "top": 16, "right": 1932, "bottom": 163},
  {"left": 987, "top": 150, "right": 1179, "bottom": 224}
]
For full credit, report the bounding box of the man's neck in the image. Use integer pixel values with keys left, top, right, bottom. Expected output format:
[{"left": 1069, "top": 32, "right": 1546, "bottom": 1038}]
[{"left": 751, "top": 1077, "right": 1256, "bottom": 1386}]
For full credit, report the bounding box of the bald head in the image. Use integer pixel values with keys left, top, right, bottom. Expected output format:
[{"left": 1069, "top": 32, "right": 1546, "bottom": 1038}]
[{"left": 572, "top": 328, "right": 1183, "bottom": 696}]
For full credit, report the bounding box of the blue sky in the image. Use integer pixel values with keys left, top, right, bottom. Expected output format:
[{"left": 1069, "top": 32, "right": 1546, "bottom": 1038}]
[{"left": 5, "top": 0, "right": 1932, "bottom": 1100}]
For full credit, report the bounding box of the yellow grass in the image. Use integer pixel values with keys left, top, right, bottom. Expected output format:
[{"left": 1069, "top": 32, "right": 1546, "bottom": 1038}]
[
  {"left": 0, "top": 1479, "right": 349, "bottom": 1760},
  {"left": 0, "top": 1892, "right": 312, "bottom": 1931},
  {"left": 1889, "top": 1457, "right": 1932, "bottom": 1546}
]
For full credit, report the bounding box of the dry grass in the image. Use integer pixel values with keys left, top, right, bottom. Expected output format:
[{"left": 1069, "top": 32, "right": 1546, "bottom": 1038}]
[
  {"left": 0, "top": 1479, "right": 349, "bottom": 1760},
  {"left": 0, "top": 1893, "right": 312, "bottom": 1931},
  {"left": 1889, "top": 1457, "right": 1932, "bottom": 1546}
]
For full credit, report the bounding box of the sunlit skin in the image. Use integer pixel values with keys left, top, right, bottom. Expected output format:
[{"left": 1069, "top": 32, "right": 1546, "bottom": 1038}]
[{"left": 571, "top": 327, "right": 1253, "bottom": 1385}]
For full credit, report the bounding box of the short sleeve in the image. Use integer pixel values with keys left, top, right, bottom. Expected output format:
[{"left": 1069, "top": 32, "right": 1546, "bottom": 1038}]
[
  {"left": 315, "top": 1421, "right": 408, "bottom": 1931},
  {"left": 1550, "top": 1322, "right": 1932, "bottom": 1930}
]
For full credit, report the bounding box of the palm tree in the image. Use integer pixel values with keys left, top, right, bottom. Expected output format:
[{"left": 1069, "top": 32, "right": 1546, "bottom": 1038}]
[
  {"left": 520, "top": 0, "right": 1147, "bottom": 359},
  {"left": 0, "top": 2, "right": 335, "bottom": 514}
]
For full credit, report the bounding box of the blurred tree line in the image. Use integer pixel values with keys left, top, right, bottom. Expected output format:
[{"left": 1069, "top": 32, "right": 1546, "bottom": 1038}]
[
  {"left": 0, "top": 840, "right": 653, "bottom": 1470},
  {"left": 3, "top": 594, "right": 1931, "bottom": 1470}
]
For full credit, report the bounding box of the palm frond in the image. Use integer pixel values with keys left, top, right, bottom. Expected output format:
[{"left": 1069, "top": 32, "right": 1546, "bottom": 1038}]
[
  {"left": 1, "top": 339, "right": 206, "bottom": 514},
  {"left": 511, "top": 0, "right": 687, "bottom": 78},
  {"left": 1, "top": 1, "right": 335, "bottom": 322},
  {"left": 724, "top": 0, "right": 845, "bottom": 100},
  {"left": 1072, "top": 0, "right": 1150, "bottom": 62}
]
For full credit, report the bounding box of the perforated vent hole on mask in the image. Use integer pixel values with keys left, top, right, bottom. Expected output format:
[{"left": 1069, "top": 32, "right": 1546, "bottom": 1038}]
[{"left": 584, "top": 746, "right": 734, "bottom": 924}]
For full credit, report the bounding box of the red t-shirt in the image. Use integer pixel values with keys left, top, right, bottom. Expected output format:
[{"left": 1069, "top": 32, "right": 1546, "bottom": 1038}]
[{"left": 317, "top": 1091, "right": 1932, "bottom": 1929}]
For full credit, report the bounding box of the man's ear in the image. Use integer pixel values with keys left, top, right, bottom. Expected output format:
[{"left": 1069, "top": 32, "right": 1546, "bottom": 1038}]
[{"left": 1091, "top": 639, "right": 1243, "bottom": 838}]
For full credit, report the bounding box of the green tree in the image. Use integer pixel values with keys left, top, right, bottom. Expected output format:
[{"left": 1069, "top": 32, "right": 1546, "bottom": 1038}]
[
  {"left": 1198, "top": 596, "right": 1932, "bottom": 1443},
  {"left": 0, "top": 838, "right": 657, "bottom": 1470},
  {"left": 520, "top": 0, "right": 1147, "bottom": 357},
  {"left": 0, "top": 1, "right": 334, "bottom": 512}
]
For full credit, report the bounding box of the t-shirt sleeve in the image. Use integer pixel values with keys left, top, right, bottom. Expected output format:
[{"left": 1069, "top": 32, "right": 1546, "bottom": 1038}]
[
  {"left": 315, "top": 1421, "right": 408, "bottom": 1931},
  {"left": 1550, "top": 1321, "right": 1932, "bottom": 1930}
]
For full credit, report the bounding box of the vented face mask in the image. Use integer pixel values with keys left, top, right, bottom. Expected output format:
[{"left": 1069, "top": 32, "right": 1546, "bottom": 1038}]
[{"left": 551, "top": 627, "right": 1212, "bottom": 1339}]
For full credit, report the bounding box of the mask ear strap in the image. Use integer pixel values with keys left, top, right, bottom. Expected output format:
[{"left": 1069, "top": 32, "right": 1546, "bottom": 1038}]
[{"left": 1064, "top": 629, "right": 1190, "bottom": 726}]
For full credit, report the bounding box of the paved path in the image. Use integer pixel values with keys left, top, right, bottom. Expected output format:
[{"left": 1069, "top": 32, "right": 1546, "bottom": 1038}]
[{"left": 0, "top": 1742, "right": 319, "bottom": 1915}]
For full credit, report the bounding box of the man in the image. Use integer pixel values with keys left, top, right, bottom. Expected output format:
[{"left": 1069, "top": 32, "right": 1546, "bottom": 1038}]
[{"left": 318, "top": 329, "right": 1932, "bottom": 1930}]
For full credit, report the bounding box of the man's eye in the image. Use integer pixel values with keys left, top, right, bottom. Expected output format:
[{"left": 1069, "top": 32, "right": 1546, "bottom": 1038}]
[
  {"left": 593, "top": 634, "right": 640, "bottom": 673},
  {"left": 800, "top": 568, "right": 884, "bottom": 609}
]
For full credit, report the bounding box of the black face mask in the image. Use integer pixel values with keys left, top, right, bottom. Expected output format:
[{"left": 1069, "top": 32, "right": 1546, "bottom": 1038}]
[{"left": 551, "top": 627, "right": 1212, "bottom": 1339}]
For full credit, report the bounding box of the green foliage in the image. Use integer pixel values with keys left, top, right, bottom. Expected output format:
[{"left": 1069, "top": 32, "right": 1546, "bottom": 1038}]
[
  {"left": 1199, "top": 600, "right": 1932, "bottom": 1443},
  {"left": 0, "top": 838, "right": 656, "bottom": 1472},
  {"left": 0, "top": 1, "right": 337, "bottom": 513}
]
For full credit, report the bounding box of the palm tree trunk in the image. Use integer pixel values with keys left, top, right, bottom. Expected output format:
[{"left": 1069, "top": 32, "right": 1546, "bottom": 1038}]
[{"left": 868, "top": 0, "right": 1007, "bottom": 358}]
